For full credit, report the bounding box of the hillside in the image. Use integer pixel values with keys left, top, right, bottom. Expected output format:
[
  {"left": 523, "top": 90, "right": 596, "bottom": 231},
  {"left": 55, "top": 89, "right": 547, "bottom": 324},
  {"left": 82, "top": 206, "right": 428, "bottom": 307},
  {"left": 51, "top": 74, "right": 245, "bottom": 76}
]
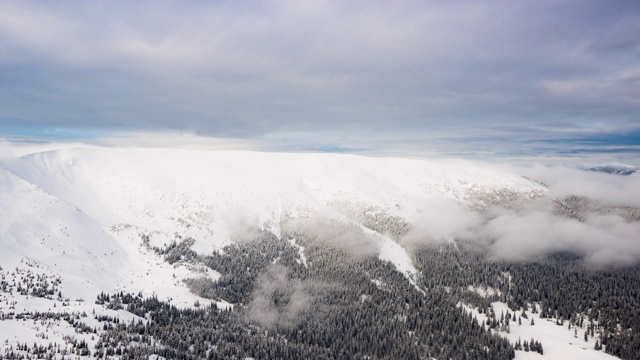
[
  {"left": 0, "top": 147, "right": 637, "bottom": 359},
  {"left": 1, "top": 148, "right": 547, "bottom": 292}
]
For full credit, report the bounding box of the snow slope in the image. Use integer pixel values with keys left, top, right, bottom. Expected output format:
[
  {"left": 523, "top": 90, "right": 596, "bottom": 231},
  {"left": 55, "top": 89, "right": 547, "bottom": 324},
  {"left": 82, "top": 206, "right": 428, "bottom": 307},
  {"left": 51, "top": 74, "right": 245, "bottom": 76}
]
[
  {"left": 0, "top": 166, "right": 125, "bottom": 296},
  {"left": 465, "top": 302, "right": 618, "bottom": 360},
  {"left": 2, "top": 147, "right": 547, "bottom": 287},
  {"left": 0, "top": 147, "right": 553, "bottom": 357}
]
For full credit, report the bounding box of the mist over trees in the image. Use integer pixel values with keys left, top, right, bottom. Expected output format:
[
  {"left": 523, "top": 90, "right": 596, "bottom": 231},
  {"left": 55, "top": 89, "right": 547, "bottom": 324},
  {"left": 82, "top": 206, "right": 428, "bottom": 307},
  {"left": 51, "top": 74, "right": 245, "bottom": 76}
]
[
  {"left": 81, "top": 230, "right": 516, "bottom": 359},
  {"left": 3, "top": 196, "right": 640, "bottom": 359},
  {"left": 42, "top": 226, "right": 634, "bottom": 360}
]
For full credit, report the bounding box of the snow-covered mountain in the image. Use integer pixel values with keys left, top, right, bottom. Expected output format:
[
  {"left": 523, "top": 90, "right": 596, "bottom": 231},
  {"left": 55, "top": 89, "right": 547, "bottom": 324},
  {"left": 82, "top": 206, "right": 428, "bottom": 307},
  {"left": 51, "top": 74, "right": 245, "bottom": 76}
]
[
  {"left": 1, "top": 147, "right": 632, "bottom": 360},
  {"left": 0, "top": 147, "right": 546, "bottom": 297}
]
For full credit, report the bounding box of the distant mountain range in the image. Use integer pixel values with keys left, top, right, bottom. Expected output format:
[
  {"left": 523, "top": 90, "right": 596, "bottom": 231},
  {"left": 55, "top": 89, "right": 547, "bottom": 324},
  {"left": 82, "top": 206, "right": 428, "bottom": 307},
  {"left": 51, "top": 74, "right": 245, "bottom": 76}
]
[{"left": 586, "top": 163, "right": 638, "bottom": 176}]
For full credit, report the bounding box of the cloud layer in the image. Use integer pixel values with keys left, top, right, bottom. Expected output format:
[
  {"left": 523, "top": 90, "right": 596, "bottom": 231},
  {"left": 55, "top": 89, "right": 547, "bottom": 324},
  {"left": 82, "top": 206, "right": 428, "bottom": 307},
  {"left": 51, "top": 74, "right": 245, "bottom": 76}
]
[
  {"left": 1, "top": 1, "right": 639, "bottom": 160},
  {"left": 398, "top": 165, "right": 640, "bottom": 267}
]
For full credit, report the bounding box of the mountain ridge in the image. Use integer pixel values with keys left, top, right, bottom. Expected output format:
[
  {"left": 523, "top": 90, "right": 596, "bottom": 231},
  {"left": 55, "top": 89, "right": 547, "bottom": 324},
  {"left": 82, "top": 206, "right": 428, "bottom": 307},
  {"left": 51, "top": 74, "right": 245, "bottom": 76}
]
[
  {"left": 0, "top": 147, "right": 547, "bottom": 302},
  {"left": 0, "top": 147, "right": 636, "bottom": 360}
]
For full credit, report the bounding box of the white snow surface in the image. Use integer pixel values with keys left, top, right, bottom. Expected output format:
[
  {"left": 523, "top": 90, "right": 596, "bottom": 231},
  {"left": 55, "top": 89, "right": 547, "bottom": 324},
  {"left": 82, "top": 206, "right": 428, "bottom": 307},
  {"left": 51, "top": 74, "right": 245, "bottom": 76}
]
[
  {"left": 465, "top": 302, "right": 618, "bottom": 360},
  {"left": 0, "top": 147, "right": 553, "bottom": 356},
  {"left": 0, "top": 147, "right": 547, "bottom": 302}
]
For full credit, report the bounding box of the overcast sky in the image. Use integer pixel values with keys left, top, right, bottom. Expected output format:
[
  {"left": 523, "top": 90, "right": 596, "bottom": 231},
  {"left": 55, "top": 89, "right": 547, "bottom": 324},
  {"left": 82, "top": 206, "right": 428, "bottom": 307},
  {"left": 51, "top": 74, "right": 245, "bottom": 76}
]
[{"left": 1, "top": 0, "right": 639, "bottom": 162}]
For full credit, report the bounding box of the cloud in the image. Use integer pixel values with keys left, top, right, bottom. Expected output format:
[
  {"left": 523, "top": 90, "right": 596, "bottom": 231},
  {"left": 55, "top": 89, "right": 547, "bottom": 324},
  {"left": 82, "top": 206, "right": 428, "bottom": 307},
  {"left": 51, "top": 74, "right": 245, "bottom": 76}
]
[
  {"left": 480, "top": 211, "right": 640, "bottom": 267},
  {"left": 285, "top": 212, "right": 380, "bottom": 259},
  {"left": 515, "top": 163, "right": 640, "bottom": 208},
  {"left": 400, "top": 196, "right": 484, "bottom": 250},
  {"left": 95, "top": 131, "right": 266, "bottom": 151},
  {"left": 246, "top": 264, "right": 312, "bottom": 330},
  {"left": 485, "top": 167, "right": 640, "bottom": 267},
  {"left": 0, "top": 1, "right": 639, "bottom": 159},
  {"left": 392, "top": 161, "right": 640, "bottom": 267}
]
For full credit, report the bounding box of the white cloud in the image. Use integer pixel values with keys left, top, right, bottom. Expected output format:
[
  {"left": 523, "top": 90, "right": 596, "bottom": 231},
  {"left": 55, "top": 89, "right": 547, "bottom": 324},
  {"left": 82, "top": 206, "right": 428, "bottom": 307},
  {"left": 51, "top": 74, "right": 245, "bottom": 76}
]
[
  {"left": 94, "top": 131, "right": 266, "bottom": 151},
  {"left": 516, "top": 164, "right": 640, "bottom": 208},
  {"left": 1, "top": 0, "right": 638, "bottom": 147},
  {"left": 480, "top": 210, "right": 640, "bottom": 267},
  {"left": 401, "top": 196, "right": 484, "bottom": 249}
]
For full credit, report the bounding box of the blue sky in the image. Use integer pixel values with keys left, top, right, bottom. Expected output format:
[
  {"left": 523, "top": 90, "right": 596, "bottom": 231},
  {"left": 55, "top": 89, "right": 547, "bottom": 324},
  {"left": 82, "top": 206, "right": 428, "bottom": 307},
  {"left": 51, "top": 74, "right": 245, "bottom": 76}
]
[{"left": 1, "top": 0, "right": 639, "bottom": 163}]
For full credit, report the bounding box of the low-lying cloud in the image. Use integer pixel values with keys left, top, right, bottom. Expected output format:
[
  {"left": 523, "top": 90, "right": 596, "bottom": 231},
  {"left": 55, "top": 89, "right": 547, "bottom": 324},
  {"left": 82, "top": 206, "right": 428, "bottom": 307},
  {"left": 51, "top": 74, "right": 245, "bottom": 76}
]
[
  {"left": 246, "top": 264, "right": 312, "bottom": 330},
  {"left": 285, "top": 212, "right": 380, "bottom": 258},
  {"left": 516, "top": 164, "right": 640, "bottom": 208},
  {"left": 480, "top": 211, "right": 640, "bottom": 267},
  {"left": 400, "top": 196, "right": 484, "bottom": 250},
  {"left": 216, "top": 162, "right": 640, "bottom": 268},
  {"left": 399, "top": 166, "right": 640, "bottom": 267}
]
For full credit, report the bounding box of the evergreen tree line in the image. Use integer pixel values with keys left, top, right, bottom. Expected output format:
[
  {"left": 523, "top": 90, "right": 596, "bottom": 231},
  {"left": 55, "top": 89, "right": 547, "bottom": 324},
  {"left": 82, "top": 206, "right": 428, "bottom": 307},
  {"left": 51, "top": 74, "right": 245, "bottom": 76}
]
[
  {"left": 413, "top": 241, "right": 640, "bottom": 360},
  {"left": 93, "top": 230, "right": 515, "bottom": 359}
]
